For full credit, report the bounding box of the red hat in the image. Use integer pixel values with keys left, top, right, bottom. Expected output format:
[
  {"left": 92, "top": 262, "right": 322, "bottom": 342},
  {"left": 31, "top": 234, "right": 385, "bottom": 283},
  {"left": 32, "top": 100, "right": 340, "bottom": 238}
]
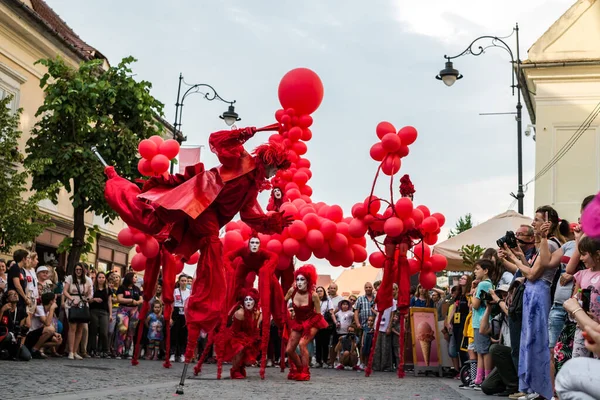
[
  {"left": 294, "top": 264, "right": 318, "bottom": 292},
  {"left": 241, "top": 287, "right": 260, "bottom": 304}
]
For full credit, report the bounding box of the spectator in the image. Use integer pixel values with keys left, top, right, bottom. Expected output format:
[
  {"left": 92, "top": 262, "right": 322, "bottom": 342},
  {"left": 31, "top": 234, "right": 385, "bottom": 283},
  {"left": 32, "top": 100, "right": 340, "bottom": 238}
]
[
  {"left": 23, "top": 253, "right": 39, "bottom": 312},
  {"left": 372, "top": 283, "right": 397, "bottom": 372},
  {"left": 353, "top": 282, "right": 375, "bottom": 369},
  {"left": 150, "top": 280, "right": 163, "bottom": 305},
  {"left": 327, "top": 283, "right": 344, "bottom": 311},
  {"left": 63, "top": 262, "right": 92, "bottom": 360},
  {"left": 348, "top": 294, "right": 357, "bottom": 308},
  {"left": 0, "top": 259, "right": 7, "bottom": 299},
  {"left": 430, "top": 288, "right": 445, "bottom": 321},
  {"left": 170, "top": 274, "right": 189, "bottom": 363},
  {"left": 89, "top": 271, "right": 111, "bottom": 358},
  {"left": 390, "top": 311, "right": 401, "bottom": 370},
  {"left": 0, "top": 289, "right": 31, "bottom": 361},
  {"left": 334, "top": 299, "right": 354, "bottom": 366},
  {"left": 25, "top": 292, "right": 61, "bottom": 358},
  {"left": 483, "top": 248, "right": 514, "bottom": 286},
  {"left": 314, "top": 286, "right": 334, "bottom": 368},
  {"left": 145, "top": 300, "right": 164, "bottom": 360},
  {"left": 115, "top": 272, "right": 141, "bottom": 359},
  {"left": 445, "top": 286, "right": 461, "bottom": 374},
  {"left": 515, "top": 225, "right": 537, "bottom": 265},
  {"left": 334, "top": 324, "right": 359, "bottom": 370},
  {"left": 452, "top": 274, "right": 472, "bottom": 365},
  {"left": 107, "top": 273, "right": 120, "bottom": 357},
  {"left": 36, "top": 266, "right": 54, "bottom": 295},
  {"left": 410, "top": 284, "right": 432, "bottom": 308},
  {"left": 360, "top": 315, "right": 375, "bottom": 371},
  {"left": 7, "top": 249, "right": 30, "bottom": 313},
  {"left": 471, "top": 259, "right": 494, "bottom": 389}
]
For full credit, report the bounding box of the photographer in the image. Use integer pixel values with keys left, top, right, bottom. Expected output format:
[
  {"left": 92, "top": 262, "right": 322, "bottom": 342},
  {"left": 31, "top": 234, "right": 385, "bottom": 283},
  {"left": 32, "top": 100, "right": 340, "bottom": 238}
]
[
  {"left": 479, "top": 285, "right": 518, "bottom": 396},
  {"left": 0, "top": 290, "right": 31, "bottom": 360},
  {"left": 334, "top": 324, "right": 359, "bottom": 370},
  {"left": 25, "top": 292, "right": 62, "bottom": 358}
]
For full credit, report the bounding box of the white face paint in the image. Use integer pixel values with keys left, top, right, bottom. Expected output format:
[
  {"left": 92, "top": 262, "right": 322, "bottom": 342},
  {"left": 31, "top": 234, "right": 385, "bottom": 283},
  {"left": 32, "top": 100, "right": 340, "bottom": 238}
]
[
  {"left": 273, "top": 188, "right": 282, "bottom": 199},
  {"left": 244, "top": 296, "right": 255, "bottom": 310},
  {"left": 249, "top": 238, "right": 260, "bottom": 253},
  {"left": 296, "top": 274, "right": 307, "bottom": 291}
]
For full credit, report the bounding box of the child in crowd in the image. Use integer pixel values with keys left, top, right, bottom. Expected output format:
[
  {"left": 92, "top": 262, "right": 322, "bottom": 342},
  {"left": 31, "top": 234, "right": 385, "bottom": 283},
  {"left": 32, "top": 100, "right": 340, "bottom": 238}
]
[
  {"left": 470, "top": 260, "right": 494, "bottom": 389},
  {"left": 360, "top": 315, "right": 375, "bottom": 370},
  {"left": 460, "top": 279, "right": 479, "bottom": 389},
  {"left": 390, "top": 311, "right": 401, "bottom": 370},
  {"left": 145, "top": 300, "right": 164, "bottom": 361}
]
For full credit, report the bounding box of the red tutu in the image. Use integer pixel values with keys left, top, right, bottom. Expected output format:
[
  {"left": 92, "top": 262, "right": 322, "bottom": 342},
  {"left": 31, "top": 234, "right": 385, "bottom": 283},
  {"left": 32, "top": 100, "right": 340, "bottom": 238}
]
[{"left": 289, "top": 313, "right": 328, "bottom": 337}]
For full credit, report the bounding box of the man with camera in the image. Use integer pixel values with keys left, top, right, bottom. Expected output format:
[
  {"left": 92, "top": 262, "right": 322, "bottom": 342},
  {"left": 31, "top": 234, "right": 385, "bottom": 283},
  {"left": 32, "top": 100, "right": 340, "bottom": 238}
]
[
  {"left": 334, "top": 324, "right": 359, "bottom": 370},
  {"left": 0, "top": 290, "right": 31, "bottom": 361},
  {"left": 479, "top": 284, "right": 518, "bottom": 396}
]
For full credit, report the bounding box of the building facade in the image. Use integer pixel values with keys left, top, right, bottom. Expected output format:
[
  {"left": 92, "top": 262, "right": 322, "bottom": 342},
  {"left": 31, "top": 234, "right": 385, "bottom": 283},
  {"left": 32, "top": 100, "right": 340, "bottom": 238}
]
[{"left": 522, "top": 0, "right": 600, "bottom": 221}]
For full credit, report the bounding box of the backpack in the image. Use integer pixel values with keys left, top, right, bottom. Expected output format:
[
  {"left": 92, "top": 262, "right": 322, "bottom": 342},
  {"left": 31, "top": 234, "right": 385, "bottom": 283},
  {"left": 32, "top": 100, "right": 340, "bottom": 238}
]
[{"left": 508, "top": 281, "right": 525, "bottom": 320}]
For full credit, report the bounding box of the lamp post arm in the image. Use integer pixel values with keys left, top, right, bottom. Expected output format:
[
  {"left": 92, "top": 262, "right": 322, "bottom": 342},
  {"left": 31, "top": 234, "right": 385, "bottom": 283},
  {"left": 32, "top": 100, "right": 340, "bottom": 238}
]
[{"left": 181, "top": 82, "right": 236, "bottom": 106}]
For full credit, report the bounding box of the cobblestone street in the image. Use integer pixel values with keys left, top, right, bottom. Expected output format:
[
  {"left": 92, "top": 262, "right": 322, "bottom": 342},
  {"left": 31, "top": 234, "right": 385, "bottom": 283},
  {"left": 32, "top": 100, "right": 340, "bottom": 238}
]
[{"left": 1, "top": 359, "right": 490, "bottom": 400}]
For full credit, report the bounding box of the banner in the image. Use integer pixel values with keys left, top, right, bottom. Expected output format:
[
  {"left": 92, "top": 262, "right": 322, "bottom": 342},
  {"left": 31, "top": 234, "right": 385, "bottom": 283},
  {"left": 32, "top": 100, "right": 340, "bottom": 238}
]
[{"left": 178, "top": 146, "right": 202, "bottom": 174}]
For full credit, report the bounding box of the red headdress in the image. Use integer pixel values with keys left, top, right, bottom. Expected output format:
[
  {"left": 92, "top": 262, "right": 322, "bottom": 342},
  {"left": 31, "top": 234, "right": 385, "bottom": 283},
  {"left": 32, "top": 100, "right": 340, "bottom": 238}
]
[
  {"left": 400, "top": 174, "right": 415, "bottom": 199},
  {"left": 294, "top": 264, "right": 318, "bottom": 293},
  {"left": 240, "top": 287, "right": 260, "bottom": 305},
  {"left": 253, "top": 142, "right": 291, "bottom": 171}
]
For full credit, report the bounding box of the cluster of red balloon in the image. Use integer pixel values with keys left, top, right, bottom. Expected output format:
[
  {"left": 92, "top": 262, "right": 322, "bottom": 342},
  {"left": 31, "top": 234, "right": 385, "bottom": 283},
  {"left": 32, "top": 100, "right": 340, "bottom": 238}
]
[
  {"left": 137, "top": 136, "right": 180, "bottom": 176},
  {"left": 117, "top": 226, "right": 160, "bottom": 271},
  {"left": 409, "top": 243, "right": 448, "bottom": 290},
  {"left": 370, "top": 122, "right": 418, "bottom": 176}
]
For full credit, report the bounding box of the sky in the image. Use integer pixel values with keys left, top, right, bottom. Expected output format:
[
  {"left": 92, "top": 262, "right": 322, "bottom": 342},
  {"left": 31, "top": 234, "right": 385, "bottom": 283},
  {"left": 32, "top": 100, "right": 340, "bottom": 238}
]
[{"left": 46, "top": 0, "right": 575, "bottom": 278}]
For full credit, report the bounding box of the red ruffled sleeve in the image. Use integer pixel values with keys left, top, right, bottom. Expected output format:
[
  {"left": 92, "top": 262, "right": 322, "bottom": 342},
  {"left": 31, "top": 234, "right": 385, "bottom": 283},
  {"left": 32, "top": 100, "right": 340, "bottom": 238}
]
[
  {"left": 209, "top": 127, "right": 256, "bottom": 167},
  {"left": 240, "top": 199, "right": 286, "bottom": 234}
]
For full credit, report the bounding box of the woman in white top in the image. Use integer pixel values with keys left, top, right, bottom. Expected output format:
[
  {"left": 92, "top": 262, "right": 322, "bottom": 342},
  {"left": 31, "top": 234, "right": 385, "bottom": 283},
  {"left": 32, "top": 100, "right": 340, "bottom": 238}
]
[
  {"left": 63, "top": 262, "right": 93, "bottom": 360},
  {"left": 314, "top": 286, "right": 335, "bottom": 368},
  {"left": 170, "top": 275, "right": 190, "bottom": 363}
]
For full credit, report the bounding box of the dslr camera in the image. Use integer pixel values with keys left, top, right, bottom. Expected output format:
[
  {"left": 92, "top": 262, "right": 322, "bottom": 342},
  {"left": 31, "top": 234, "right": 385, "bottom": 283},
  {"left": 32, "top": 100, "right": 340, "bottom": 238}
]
[
  {"left": 479, "top": 289, "right": 494, "bottom": 302},
  {"left": 496, "top": 230, "right": 518, "bottom": 249}
]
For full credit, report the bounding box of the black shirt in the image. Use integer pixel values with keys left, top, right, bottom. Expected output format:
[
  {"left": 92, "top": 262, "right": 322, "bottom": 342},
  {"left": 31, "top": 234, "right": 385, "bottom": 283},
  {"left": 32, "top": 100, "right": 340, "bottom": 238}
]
[
  {"left": 90, "top": 287, "right": 110, "bottom": 312},
  {"left": 1, "top": 306, "right": 27, "bottom": 336},
  {"left": 116, "top": 285, "right": 141, "bottom": 302},
  {"left": 7, "top": 264, "right": 27, "bottom": 307}
]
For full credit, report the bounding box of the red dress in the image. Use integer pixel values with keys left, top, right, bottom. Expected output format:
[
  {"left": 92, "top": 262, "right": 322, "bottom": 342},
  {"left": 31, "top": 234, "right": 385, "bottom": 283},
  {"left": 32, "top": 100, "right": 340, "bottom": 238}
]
[
  {"left": 288, "top": 289, "right": 328, "bottom": 337},
  {"left": 214, "top": 310, "right": 260, "bottom": 364}
]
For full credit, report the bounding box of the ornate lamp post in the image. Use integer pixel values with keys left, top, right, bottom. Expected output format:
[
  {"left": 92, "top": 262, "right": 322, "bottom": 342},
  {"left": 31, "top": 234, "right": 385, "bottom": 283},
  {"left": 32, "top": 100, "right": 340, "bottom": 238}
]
[{"left": 436, "top": 23, "right": 525, "bottom": 214}]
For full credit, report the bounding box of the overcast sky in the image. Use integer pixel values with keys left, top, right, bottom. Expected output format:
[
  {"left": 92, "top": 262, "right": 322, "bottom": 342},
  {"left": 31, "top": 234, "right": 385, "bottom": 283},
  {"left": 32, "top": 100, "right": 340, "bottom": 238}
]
[{"left": 47, "top": 0, "right": 575, "bottom": 278}]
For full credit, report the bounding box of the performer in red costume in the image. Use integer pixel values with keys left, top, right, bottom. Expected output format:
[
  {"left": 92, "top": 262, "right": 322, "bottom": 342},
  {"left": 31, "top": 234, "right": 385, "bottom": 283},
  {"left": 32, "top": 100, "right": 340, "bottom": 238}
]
[
  {"left": 266, "top": 186, "right": 295, "bottom": 294},
  {"left": 213, "top": 288, "right": 262, "bottom": 380},
  {"left": 284, "top": 264, "right": 328, "bottom": 381}
]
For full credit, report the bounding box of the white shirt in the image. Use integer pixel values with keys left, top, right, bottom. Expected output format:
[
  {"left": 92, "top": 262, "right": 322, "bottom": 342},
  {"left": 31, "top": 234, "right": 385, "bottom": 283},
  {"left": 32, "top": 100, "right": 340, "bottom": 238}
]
[
  {"left": 320, "top": 297, "right": 333, "bottom": 315},
  {"left": 174, "top": 288, "right": 190, "bottom": 309},
  {"left": 376, "top": 299, "right": 397, "bottom": 332},
  {"left": 330, "top": 295, "right": 344, "bottom": 311},
  {"left": 29, "top": 305, "right": 46, "bottom": 331},
  {"left": 335, "top": 310, "right": 354, "bottom": 334},
  {"left": 24, "top": 268, "right": 39, "bottom": 301}
]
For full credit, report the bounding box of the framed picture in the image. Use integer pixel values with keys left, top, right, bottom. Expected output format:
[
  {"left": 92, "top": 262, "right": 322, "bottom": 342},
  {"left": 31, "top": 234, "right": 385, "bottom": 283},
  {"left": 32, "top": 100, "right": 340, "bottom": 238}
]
[{"left": 409, "top": 307, "right": 443, "bottom": 375}]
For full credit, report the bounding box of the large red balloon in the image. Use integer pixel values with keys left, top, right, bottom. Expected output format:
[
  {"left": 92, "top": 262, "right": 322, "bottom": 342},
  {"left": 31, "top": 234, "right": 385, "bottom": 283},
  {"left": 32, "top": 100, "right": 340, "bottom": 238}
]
[
  {"left": 303, "top": 213, "right": 321, "bottom": 230},
  {"left": 320, "top": 220, "right": 337, "bottom": 239},
  {"left": 158, "top": 139, "right": 180, "bottom": 160},
  {"left": 117, "top": 228, "right": 135, "bottom": 247},
  {"left": 137, "top": 159, "right": 154, "bottom": 176},
  {"left": 224, "top": 231, "right": 244, "bottom": 252},
  {"left": 381, "top": 154, "right": 401, "bottom": 176},
  {"left": 381, "top": 133, "right": 402, "bottom": 153},
  {"left": 305, "top": 229, "right": 325, "bottom": 249},
  {"left": 278, "top": 68, "right": 324, "bottom": 115},
  {"left": 131, "top": 253, "right": 147, "bottom": 272},
  {"left": 376, "top": 121, "right": 396, "bottom": 140},
  {"left": 419, "top": 271, "right": 437, "bottom": 290},
  {"left": 369, "top": 252, "right": 385, "bottom": 269},
  {"left": 266, "top": 239, "right": 283, "bottom": 254},
  {"left": 395, "top": 197, "right": 413, "bottom": 219},
  {"left": 431, "top": 212, "right": 446, "bottom": 227},
  {"left": 330, "top": 233, "right": 348, "bottom": 252},
  {"left": 336, "top": 222, "right": 349, "bottom": 237},
  {"left": 293, "top": 171, "right": 309, "bottom": 186},
  {"left": 225, "top": 221, "right": 240, "bottom": 232},
  {"left": 352, "top": 244, "right": 368, "bottom": 263},
  {"left": 411, "top": 208, "right": 424, "bottom": 226},
  {"left": 297, "top": 243, "right": 312, "bottom": 262},
  {"left": 277, "top": 256, "right": 292, "bottom": 271},
  {"left": 138, "top": 139, "right": 158, "bottom": 159},
  {"left": 151, "top": 154, "right": 170, "bottom": 174},
  {"left": 313, "top": 244, "right": 330, "bottom": 259},
  {"left": 398, "top": 126, "right": 418, "bottom": 145},
  {"left": 288, "top": 220, "right": 308, "bottom": 240},
  {"left": 413, "top": 243, "right": 431, "bottom": 261},
  {"left": 430, "top": 254, "right": 448, "bottom": 272},
  {"left": 288, "top": 126, "right": 303, "bottom": 142},
  {"left": 351, "top": 203, "right": 367, "bottom": 219},
  {"left": 370, "top": 142, "right": 386, "bottom": 162},
  {"left": 408, "top": 258, "right": 421, "bottom": 276},
  {"left": 348, "top": 218, "right": 368, "bottom": 238},
  {"left": 282, "top": 238, "right": 300, "bottom": 257},
  {"left": 326, "top": 205, "right": 344, "bottom": 223},
  {"left": 384, "top": 217, "right": 404, "bottom": 237},
  {"left": 421, "top": 216, "right": 440, "bottom": 234},
  {"left": 149, "top": 135, "right": 164, "bottom": 147},
  {"left": 416, "top": 205, "right": 431, "bottom": 218},
  {"left": 140, "top": 237, "right": 159, "bottom": 258},
  {"left": 364, "top": 195, "right": 381, "bottom": 215},
  {"left": 292, "top": 141, "right": 308, "bottom": 155},
  {"left": 187, "top": 252, "right": 200, "bottom": 265}
]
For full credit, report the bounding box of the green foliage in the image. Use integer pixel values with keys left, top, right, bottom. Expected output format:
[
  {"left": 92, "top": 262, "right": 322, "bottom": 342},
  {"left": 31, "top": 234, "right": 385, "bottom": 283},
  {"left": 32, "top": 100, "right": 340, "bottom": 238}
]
[
  {"left": 0, "top": 96, "right": 53, "bottom": 253},
  {"left": 448, "top": 213, "right": 473, "bottom": 238},
  {"left": 459, "top": 244, "right": 486, "bottom": 269},
  {"left": 24, "top": 56, "right": 164, "bottom": 267},
  {"left": 57, "top": 224, "right": 99, "bottom": 256}
]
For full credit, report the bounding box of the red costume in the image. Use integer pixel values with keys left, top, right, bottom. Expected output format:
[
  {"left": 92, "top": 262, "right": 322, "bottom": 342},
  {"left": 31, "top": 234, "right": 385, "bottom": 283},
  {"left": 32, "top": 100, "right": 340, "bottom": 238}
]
[
  {"left": 213, "top": 288, "right": 261, "bottom": 380},
  {"left": 266, "top": 186, "right": 295, "bottom": 294},
  {"left": 285, "top": 264, "right": 327, "bottom": 381},
  {"left": 103, "top": 125, "right": 292, "bottom": 363}
]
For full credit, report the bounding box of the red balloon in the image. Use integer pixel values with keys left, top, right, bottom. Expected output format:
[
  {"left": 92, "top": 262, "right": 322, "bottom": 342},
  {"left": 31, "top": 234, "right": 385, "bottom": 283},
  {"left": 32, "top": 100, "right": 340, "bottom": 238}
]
[
  {"left": 298, "top": 167, "right": 312, "bottom": 179},
  {"left": 298, "top": 115, "right": 313, "bottom": 128},
  {"left": 288, "top": 220, "right": 308, "bottom": 240},
  {"left": 395, "top": 197, "right": 413, "bottom": 219},
  {"left": 408, "top": 258, "right": 421, "bottom": 276},
  {"left": 138, "top": 139, "right": 158, "bottom": 159},
  {"left": 412, "top": 208, "right": 424, "bottom": 226},
  {"left": 383, "top": 206, "right": 395, "bottom": 219},
  {"left": 423, "top": 233, "right": 439, "bottom": 246},
  {"left": 416, "top": 205, "right": 431, "bottom": 218},
  {"left": 303, "top": 213, "right": 321, "bottom": 230},
  {"left": 278, "top": 68, "right": 324, "bottom": 115},
  {"left": 275, "top": 109, "right": 285, "bottom": 122},
  {"left": 376, "top": 121, "right": 396, "bottom": 140},
  {"left": 293, "top": 171, "right": 309, "bottom": 186},
  {"left": 351, "top": 203, "right": 367, "bottom": 219},
  {"left": 396, "top": 145, "right": 410, "bottom": 158},
  {"left": 313, "top": 244, "right": 330, "bottom": 259},
  {"left": 326, "top": 205, "right": 344, "bottom": 223},
  {"left": 430, "top": 254, "right": 447, "bottom": 272},
  {"left": 363, "top": 214, "right": 375, "bottom": 226},
  {"left": 187, "top": 252, "right": 200, "bottom": 265},
  {"left": 320, "top": 220, "right": 337, "bottom": 239},
  {"left": 432, "top": 212, "right": 446, "bottom": 227},
  {"left": 131, "top": 230, "right": 146, "bottom": 244},
  {"left": 419, "top": 271, "right": 437, "bottom": 290},
  {"left": 159, "top": 139, "right": 180, "bottom": 160},
  {"left": 151, "top": 154, "right": 170, "bottom": 174},
  {"left": 224, "top": 231, "right": 244, "bottom": 252},
  {"left": 381, "top": 154, "right": 401, "bottom": 176},
  {"left": 370, "top": 142, "right": 386, "bottom": 162},
  {"left": 371, "top": 215, "right": 385, "bottom": 232},
  {"left": 239, "top": 222, "right": 252, "bottom": 239},
  {"left": 300, "top": 185, "right": 313, "bottom": 197},
  {"left": 384, "top": 217, "right": 404, "bottom": 237},
  {"left": 149, "top": 135, "right": 164, "bottom": 147},
  {"left": 280, "top": 203, "right": 298, "bottom": 218},
  {"left": 340, "top": 246, "right": 355, "bottom": 267},
  {"left": 297, "top": 158, "right": 311, "bottom": 169},
  {"left": 328, "top": 251, "right": 342, "bottom": 267},
  {"left": 266, "top": 239, "right": 283, "bottom": 254},
  {"left": 381, "top": 133, "right": 402, "bottom": 153},
  {"left": 285, "top": 182, "right": 300, "bottom": 193},
  {"left": 117, "top": 228, "right": 135, "bottom": 247},
  {"left": 301, "top": 128, "right": 313, "bottom": 141},
  {"left": 352, "top": 244, "right": 368, "bottom": 263},
  {"left": 317, "top": 204, "right": 330, "bottom": 218},
  {"left": 336, "top": 222, "right": 349, "bottom": 237},
  {"left": 292, "top": 141, "right": 308, "bottom": 155},
  {"left": 305, "top": 229, "right": 325, "bottom": 249},
  {"left": 140, "top": 237, "right": 159, "bottom": 258},
  {"left": 288, "top": 126, "right": 303, "bottom": 142},
  {"left": 281, "top": 114, "right": 291, "bottom": 125},
  {"left": 137, "top": 159, "right": 153, "bottom": 176},
  {"left": 286, "top": 188, "right": 301, "bottom": 200},
  {"left": 398, "top": 126, "right": 418, "bottom": 145},
  {"left": 348, "top": 218, "right": 368, "bottom": 238},
  {"left": 130, "top": 253, "right": 147, "bottom": 272},
  {"left": 413, "top": 243, "right": 431, "bottom": 261},
  {"left": 369, "top": 252, "right": 386, "bottom": 268},
  {"left": 364, "top": 195, "right": 381, "bottom": 215},
  {"left": 277, "top": 256, "right": 292, "bottom": 271},
  {"left": 269, "top": 134, "right": 283, "bottom": 144},
  {"left": 225, "top": 221, "right": 240, "bottom": 232},
  {"left": 282, "top": 238, "right": 300, "bottom": 257},
  {"left": 292, "top": 198, "right": 307, "bottom": 210},
  {"left": 403, "top": 217, "right": 416, "bottom": 232},
  {"left": 421, "top": 216, "right": 440, "bottom": 234},
  {"left": 297, "top": 243, "right": 312, "bottom": 262},
  {"left": 330, "top": 233, "right": 348, "bottom": 252}
]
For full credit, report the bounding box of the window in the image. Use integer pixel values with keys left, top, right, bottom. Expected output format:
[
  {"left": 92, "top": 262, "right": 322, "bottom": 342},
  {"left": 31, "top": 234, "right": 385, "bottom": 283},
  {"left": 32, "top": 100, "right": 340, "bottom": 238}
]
[{"left": 0, "top": 62, "right": 26, "bottom": 115}]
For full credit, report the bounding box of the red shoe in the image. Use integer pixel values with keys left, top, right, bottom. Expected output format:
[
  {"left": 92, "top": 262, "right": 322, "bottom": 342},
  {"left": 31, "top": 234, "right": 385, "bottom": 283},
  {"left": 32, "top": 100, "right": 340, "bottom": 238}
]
[
  {"left": 294, "top": 367, "right": 311, "bottom": 381},
  {"left": 287, "top": 370, "right": 297, "bottom": 380},
  {"left": 240, "top": 366, "right": 247, "bottom": 378},
  {"left": 230, "top": 368, "right": 245, "bottom": 380}
]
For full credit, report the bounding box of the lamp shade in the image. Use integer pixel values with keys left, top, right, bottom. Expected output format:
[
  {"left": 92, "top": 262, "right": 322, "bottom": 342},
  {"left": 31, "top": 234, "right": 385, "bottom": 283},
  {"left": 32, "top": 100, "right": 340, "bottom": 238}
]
[{"left": 436, "top": 60, "right": 462, "bottom": 87}]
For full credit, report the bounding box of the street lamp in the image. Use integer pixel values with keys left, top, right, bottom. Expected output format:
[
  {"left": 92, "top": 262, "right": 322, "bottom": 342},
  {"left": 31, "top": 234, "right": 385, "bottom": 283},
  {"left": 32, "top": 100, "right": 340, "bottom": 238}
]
[{"left": 436, "top": 23, "right": 525, "bottom": 214}]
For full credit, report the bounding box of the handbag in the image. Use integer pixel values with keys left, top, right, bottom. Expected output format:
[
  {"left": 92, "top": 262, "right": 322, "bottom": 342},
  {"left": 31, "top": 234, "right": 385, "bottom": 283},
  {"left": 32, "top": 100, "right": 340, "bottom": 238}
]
[
  {"left": 68, "top": 281, "right": 91, "bottom": 324},
  {"left": 323, "top": 300, "right": 335, "bottom": 330}
]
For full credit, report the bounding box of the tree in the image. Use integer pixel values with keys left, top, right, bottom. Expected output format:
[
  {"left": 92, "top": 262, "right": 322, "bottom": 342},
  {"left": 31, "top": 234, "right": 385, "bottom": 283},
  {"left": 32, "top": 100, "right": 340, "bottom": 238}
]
[
  {"left": 0, "top": 96, "right": 52, "bottom": 253},
  {"left": 25, "top": 56, "right": 164, "bottom": 272},
  {"left": 459, "top": 244, "right": 485, "bottom": 270},
  {"left": 448, "top": 213, "right": 473, "bottom": 238}
]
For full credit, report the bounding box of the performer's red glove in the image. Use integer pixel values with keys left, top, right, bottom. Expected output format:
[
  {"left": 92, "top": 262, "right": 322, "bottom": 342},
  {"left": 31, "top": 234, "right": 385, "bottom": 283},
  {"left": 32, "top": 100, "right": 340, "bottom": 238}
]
[
  {"left": 104, "top": 166, "right": 118, "bottom": 179},
  {"left": 238, "top": 127, "right": 257, "bottom": 143},
  {"left": 282, "top": 213, "right": 294, "bottom": 228}
]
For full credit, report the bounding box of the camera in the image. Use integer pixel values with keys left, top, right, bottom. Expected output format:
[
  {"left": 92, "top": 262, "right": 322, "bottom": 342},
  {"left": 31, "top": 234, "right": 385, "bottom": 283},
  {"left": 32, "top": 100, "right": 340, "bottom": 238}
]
[
  {"left": 582, "top": 288, "right": 592, "bottom": 312},
  {"left": 496, "top": 231, "right": 518, "bottom": 249},
  {"left": 479, "top": 290, "right": 494, "bottom": 302}
]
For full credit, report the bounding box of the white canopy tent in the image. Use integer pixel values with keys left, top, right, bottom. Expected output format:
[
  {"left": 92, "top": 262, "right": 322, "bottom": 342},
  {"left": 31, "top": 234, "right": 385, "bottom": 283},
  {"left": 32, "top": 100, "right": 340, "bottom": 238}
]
[{"left": 433, "top": 211, "right": 533, "bottom": 272}]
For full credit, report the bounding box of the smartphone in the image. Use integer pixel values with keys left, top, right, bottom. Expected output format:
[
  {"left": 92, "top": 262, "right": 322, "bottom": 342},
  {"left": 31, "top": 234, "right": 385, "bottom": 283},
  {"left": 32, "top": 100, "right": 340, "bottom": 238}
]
[{"left": 582, "top": 288, "right": 592, "bottom": 312}]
